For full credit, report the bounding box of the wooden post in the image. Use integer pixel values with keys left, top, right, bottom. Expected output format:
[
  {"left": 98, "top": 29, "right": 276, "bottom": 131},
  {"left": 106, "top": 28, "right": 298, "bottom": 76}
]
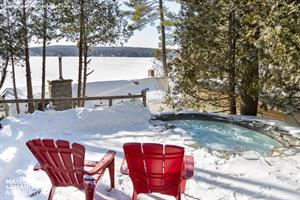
[
  {"left": 142, "top": 90, "right": 147, "bottom": 107},
  {"left": 148, "top": 69, "right": 155, "bottom": 77},
  {"left": 109, "top": 98, "right": 113, "bottom": 107},
  {"left": 58, "top": 56, "right": 63, "bottom": 80}
]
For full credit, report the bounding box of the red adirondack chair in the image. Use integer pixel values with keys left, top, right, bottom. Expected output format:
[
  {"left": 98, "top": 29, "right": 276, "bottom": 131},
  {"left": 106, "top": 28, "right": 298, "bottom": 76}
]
[
  {"left": 26, "top": 139, "right": 116, "bottom": 200},
  {"left": 120, "top": 143, "right": 194, "bottom": 200}
]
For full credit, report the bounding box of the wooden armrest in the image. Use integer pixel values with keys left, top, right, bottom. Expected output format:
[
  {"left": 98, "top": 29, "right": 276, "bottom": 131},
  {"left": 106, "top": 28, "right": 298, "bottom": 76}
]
[
  {"left": 85, "top": 150, "right": 116, "bottom": 175},
  {"left": 33, "top": 163, "right": 42, "bottom": 171},
  {"left": 182, "top": 155, "right": 194, "bottom": 180},
  {"left": 84, "top": 160, "right": 98, "bottom": 167},
  {"left": 120, "top": 157, "right": 129, "bottom": 175}
]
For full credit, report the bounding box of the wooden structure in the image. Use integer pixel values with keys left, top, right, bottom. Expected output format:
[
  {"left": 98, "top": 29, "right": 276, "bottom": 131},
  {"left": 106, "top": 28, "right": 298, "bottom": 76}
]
[
  {"left": 0, "top": 90, "right": 147, "bottom": 115},
  {"left": 120, "top": 143, "right": 194, "bottom": 200},
  {"left": 26, "top": 139, "right": 116, "bottom": 200},
  {"left": 148, "top": 69, "right": 155, "bottom": 77}
]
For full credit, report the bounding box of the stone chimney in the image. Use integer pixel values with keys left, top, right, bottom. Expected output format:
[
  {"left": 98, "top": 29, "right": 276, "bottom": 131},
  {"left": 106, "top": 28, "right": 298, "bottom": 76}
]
[{"left": 48, "top": 56, "right": 73, "bottom": 111}]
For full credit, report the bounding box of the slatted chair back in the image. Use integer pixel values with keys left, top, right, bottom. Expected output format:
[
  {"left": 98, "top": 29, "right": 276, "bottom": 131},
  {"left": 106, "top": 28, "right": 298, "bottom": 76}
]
[
  {"left": 26, "top": 139, "right": 85, "bottom": 189},
  {"left": 123, "top": 143, "right": 184, "bottom": 198}
]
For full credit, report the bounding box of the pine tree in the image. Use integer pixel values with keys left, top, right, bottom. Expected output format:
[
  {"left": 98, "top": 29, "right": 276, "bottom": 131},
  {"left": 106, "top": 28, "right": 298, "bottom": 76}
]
[
  {"left": 58, "top": 0, "right": 129, "bottom": 106},
  {"left": 257, "top": 0, "right": 300, "bottom": 113},
  {"left": 169, "top": 0, "right": 300, "bottom": 116},
  {"left": 81, "top": 0, "right": 129, "bottom": 105},
  {"left": 236, "top": 0, "right": 263, "bottom": 115},
  {"left": 237, "top": 0, "right": 300, "bottom": 115},
  {"left": 168, "top": 0, "right": 234, "bottom": 112},
  {"left": 3, "top": 0, "right": 23, "bottom": 114},
  {"left": 227, "top": 3, "right": 237, "bottom": 114},
  {"left": 18, "top": 0, "right": 34, "bottom": 113},
  {"left": 0, "top": 1, "right": 9, "bottom": 90},
  {"left": 32, "top": 0, "right": 60, "bottom": 110},
  {"left": 125, "top": 0, "right": 170, "bottom": 77}
]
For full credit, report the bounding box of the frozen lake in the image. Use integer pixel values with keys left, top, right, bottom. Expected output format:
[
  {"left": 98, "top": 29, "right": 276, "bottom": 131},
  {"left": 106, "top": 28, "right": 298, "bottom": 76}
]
[{"left": 2, "top": 56, "right": 155, "bottom": 90}]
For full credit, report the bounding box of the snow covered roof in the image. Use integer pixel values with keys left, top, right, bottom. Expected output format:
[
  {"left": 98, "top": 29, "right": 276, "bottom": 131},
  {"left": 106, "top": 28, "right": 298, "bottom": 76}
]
[
  {"left": 0, "top": 88, "right": 27, "bottom": 100},
  {"left": 72, "top": 77, "right": 167, "bottom": 97}
]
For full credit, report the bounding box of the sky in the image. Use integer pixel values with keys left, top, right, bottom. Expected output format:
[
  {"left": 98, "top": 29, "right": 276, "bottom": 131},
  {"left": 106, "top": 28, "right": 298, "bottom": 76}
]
[
  {"left": 125, "top": 25, "right": 160, "bottom": 48},
  {"left": 35, "top": 1, "right": 180, "bottom": 49},
  {"left": 48, "top": 22, "right": 161, "bottom": 48},
  {"left": 122, "top": 1, "right": 180, "bottom": 48}
]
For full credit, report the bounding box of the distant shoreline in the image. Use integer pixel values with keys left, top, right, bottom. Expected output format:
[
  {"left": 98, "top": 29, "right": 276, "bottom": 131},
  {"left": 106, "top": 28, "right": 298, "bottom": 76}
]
[
  {"left": 30, "top": 55, "right": 155, "bottom": 58},
  {"left": 30, "top": 45, "right": 157, "bottom": 57}
]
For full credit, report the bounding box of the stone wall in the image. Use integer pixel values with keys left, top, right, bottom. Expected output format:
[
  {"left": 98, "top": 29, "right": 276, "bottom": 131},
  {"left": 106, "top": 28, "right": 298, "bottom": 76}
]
[
  {"left": 48, "top": 79, "right": 73, "bottom": 111},
  {"left": 285, "top": 113, "right": 300, "bottom": 127}
]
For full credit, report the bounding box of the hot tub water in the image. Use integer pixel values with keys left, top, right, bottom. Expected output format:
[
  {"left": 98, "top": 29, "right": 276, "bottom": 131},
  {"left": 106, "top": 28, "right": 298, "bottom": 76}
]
[{"left": 169, "top": 120, "right": 282, "bottom": 155}]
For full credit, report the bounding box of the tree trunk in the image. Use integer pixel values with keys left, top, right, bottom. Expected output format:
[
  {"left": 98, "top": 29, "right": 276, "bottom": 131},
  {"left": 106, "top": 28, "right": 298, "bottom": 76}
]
[
  {"left": 5, "top": 0, "right": 19, "bottom": 114},
  {"left": 240, "top": 94, "right": 258, "bottom": 115},
  {"left": 77, "top": 0, "right": 84, "bottom": 107},
  {"left": 22, "top": 0, "right": 34, "bottom": 113},
  {"left": 159, "top": 0, "right": 167, "bottom": 78},
  {"left": 0, "top": 56, "right": 9, "bottom": 90},
  {"left": 41, "top": 0, "right": 48, "bottom": 111},
  {"left": 82, "top": 36, "right": 88, "bottom": 107},
  {"left": 240, "top": 44, "right": 259, "bottom": 116},
  {"left": 11, "top": 55, "right": 20, "bottom": 114},
  {"left": 228, "top": 10, "right": 237, "bottom": 114}
]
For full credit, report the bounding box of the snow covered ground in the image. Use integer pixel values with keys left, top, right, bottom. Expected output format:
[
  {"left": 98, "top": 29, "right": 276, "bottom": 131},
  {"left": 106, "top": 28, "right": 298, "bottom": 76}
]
[{"left": 0, "top": 102, "right": 299, "bottom": 200}]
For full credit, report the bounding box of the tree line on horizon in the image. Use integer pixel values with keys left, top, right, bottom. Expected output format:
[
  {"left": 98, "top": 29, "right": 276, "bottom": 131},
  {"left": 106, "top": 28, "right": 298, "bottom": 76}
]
[{"left": 29, "top": 46, "right": 157, "bottom": 57}]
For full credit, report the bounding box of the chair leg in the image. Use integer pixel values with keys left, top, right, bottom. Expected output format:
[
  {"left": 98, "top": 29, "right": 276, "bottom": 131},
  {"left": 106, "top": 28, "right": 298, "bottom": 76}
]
[
  {"left": 48, "top": 186, "right": 56, "bottom": 200},
  {"left": 180, "top": 180, "right": 187, "bottom": 193},
  {"left": 85, "top": 182, "right": 95, "bottom": 200},
  {"left": 132, "top": 190, "right": 138, "bottom": 200},
  {"left": 108, "top": 158, "right": 115, "bottom": 189},
  {"left": 176, "top": 184, "right": 182, "bottom": 200}
]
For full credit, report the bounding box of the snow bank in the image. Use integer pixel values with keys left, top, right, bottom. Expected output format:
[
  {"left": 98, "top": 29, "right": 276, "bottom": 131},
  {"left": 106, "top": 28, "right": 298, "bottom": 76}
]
[
  {"left": 0, "top": 102, "right": 299, "bottom": 200},
  {"left": 1, "top": 102, "right": 151, "bottom": 136}
]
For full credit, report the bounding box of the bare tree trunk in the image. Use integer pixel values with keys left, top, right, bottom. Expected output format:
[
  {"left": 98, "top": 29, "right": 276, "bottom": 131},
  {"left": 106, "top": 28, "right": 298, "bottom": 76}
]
[
  {"left": 228, "top": 10, "right": 237, "bottom": 115},
  {"left": 22, "top": 0, "right": 34, "bottom": 113},
  {"left": 82, "top": 38, "right": 88, "bottom": 107},
  {"left": 159, "top": 0, "right": 167, "bottom": 78},
  {"left": 41, "top": 0, "right": 48, "bottom": 111},
  {"left": 77, "top": 0, "right": 84, "bottom": 107},
  {"left": 5, "top": 0, "right": 19, "bottom": 113},
  {"left": 0, "top": 56, "right": 9, "bottom": 90},
  {"left": 11, "top": 55, "right": 20, "bottom": 114},
  {"left": 240, "top": 44, "right": 259, "bottom": 116}
]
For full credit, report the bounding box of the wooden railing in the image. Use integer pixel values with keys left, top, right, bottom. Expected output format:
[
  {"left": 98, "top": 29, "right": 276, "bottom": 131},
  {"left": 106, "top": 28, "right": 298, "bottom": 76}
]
[{"left": 0, "top": 89, "right": 147, "bottom": 111}]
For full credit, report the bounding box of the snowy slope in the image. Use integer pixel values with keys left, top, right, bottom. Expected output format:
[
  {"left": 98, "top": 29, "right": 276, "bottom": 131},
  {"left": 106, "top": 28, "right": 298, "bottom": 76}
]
[{"left": 0, "top": 102, "right": 299, "bottom": 200}]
